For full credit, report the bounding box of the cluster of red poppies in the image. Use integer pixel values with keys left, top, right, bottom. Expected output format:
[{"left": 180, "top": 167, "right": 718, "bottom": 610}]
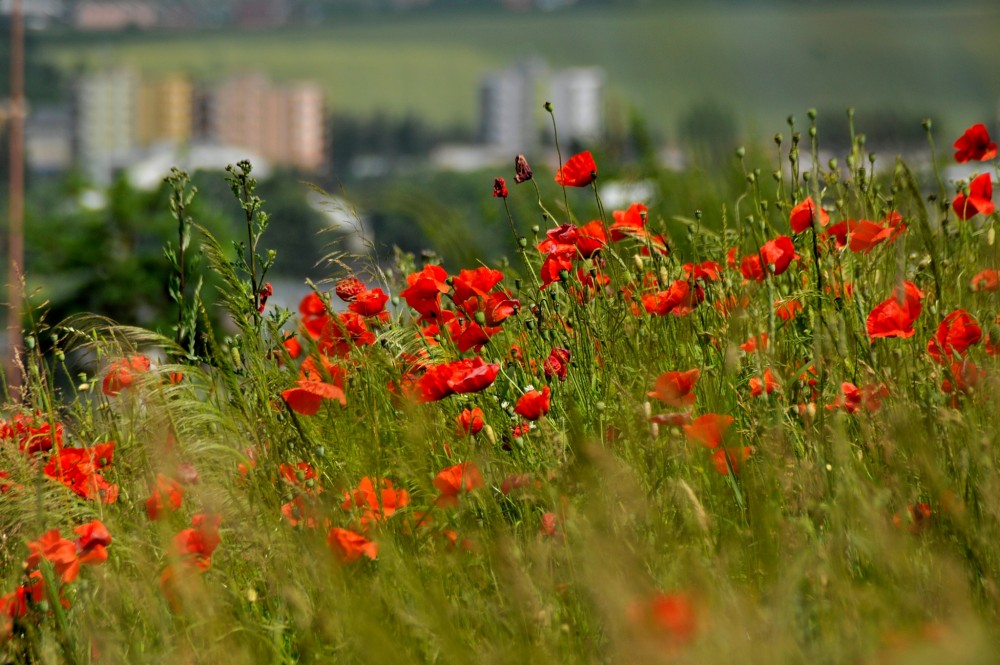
[{"left": 1, "top": 520, "right": 111, "bottom": 642}]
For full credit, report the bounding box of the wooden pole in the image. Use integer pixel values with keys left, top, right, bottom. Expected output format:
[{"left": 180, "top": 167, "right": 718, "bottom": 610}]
[{"left": 6, "top": 0, "right": 25, "bottom": 392}]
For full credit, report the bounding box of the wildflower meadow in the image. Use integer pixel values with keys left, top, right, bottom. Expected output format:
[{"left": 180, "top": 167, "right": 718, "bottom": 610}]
[{"left": 1, "top": 110, "right": 999, "bottom": 664}]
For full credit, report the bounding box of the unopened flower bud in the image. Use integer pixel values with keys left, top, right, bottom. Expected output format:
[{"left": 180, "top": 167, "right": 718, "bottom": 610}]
[
  {"left": 514, "top": 154, "right": 533, "bottom": 184},
  {"left": 493, "top": 177, "right": 508, "bottom": 198}
]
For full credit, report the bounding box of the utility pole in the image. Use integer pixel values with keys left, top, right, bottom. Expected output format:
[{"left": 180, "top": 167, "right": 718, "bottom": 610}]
[{"left": 6, "top": 0, "right": 25, "bottom": 393}]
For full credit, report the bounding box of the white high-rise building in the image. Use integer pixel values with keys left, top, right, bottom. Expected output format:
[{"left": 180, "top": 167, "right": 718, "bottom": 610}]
[
  {"left": 548, "top": 67, "right": 604, "bottom": 146},
  {"left": 478, "top": 60, "right": 545, "bottom": 154},
  {"left": 72, "top": 69, "right": 137, "bottom": 184}
]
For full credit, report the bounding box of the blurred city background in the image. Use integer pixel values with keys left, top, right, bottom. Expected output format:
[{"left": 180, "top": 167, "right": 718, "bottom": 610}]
[{"left": 1, "top": 0, "right": 998, "bottom": 335}]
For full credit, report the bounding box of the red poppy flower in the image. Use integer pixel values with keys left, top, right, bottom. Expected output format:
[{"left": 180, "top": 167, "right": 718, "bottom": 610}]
[
  {"left": 434, "top": 461, "right": 484, "bottom": 507},
  {"left": 555, "top": 150, "right": 597, "bottom": 187},
  {"left": 827, "top": 382, "right": 889, "bottom": 413},
  {"left": 26, "top": 529, "right": 81, "bottom": 583},
  {"left": 575, "top": 220, "right": 607, "bottom": 257},
  {"left": 145, "top": 473, "right": 184, "bottom": 521},
  {"left": 416, "top": 357, "right": 500, "bottom": 402},
  {"left": 400, "top": 264, "right": 450, "bottom": 321},
  {"left": 749, "top": 368, "right": 779, "bottom": 397},
  {"left": 1, "top": 411, "right": 64, "bottom": 455},
  {"left": 711, "top": 446, "right": 753, "bottom": 476},
  {"left": 629, "top": 592, "right": 697, "bottom": 644},
  {"left": 866, "top": 281, "right": 924, "bottom": 340},
  {"left": 44, "top": 442, "right": 118, "bottom": 503},
  {"left": 970, "top": 269, "right": 999, "bottom": 292},
  {"left": 348, "top": 288, "right": 389, "bottom": 318},
  {"left": 683, "top": 413, "right": 734, "bottom": 449},
  {"left": 514, "top": 386, "right": 551, "bottom": 421},
  {"left": 455, "top": 407, "right": 485, "bottom": 435},
  {"left": 282, "top": 379, "right": 347, "bottom": 415},
  {"left": 775, "top": 299, "right": 802, "bottom": 321},
  {"left": 682, "top": 261, "right": 724, "bottom": 282},
  {"left": 952, "top": 173, "right": 995, "bottom": 220},
  {"left": 740, "top": 333, "right": 768, "bottom": 353},
  {"left": 453, "top": 267, "right": 505, "bottom": 304},
  {"left": 540, "top": 245, "right": 575, "bottom": 289},
  {"left": 610, "top": 203, "right": 648, "bottom": 241},
  {"left": 647, "top": 369, "right": 699, "bottom": 407},
  {"left": 341, "top": 477, "right": 410, "bottom": 527},
  {"left": 759, "top": 236, "right": 797, "bottom": 275},
  {"left": 641, "top": 280, "right": 703, "bottom": 317},
  {"left": 953, "top": 123, "right": 997, "bottom": 163},
  {"left": 171, "top": 513, "right": 221, "bottom": 571},
  {"left": 941, "top": 359, "right": 986, "bottom": 400},
  {"left": 543, "top": 347, "right": 571, "bottom": 382},
  {"left": 73, "top": 519, "right": 112, "bottom": 565},
  {"left": 327, "top": 527, "right": 378, "bottom": 563},
  {"left": 740, "top": 236, "right": 797, "bottom": 282},
  {"left": 102, "top": 354, "right": 151, "bottom": 396},
  {"left": 789, "top": 197, "right": 829, "bottom": 233},
  {"left": 927, "top": 309, "right": 981, "bottom": 364}
]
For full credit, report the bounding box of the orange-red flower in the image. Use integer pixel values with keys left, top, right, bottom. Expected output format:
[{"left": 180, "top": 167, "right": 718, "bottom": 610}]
[
  {"left": 455, "top": 407, "right": 485, "bottom": 435},
  {"left": 683, "top": 413, "right": 734, "bottom": 449},
  {"left": 609, "top": 203, "right": 648, "bottom": 241},
  {"left": 749, "top": 368, "right": 779, "bottom": 397},
  {"left": 327, "top": 527, "right": 378, "bottom": 563},
  {"left": 145, "top": 473, "right": 184, "bottom": 521},
  {"left": 647, "top": 369, "right": 699, "bottom": 407},
  {"left": 827, "top": 382, "right": 889, "bottom": 413},
  {"left": 952, "top": 173, "right": 995, "bottom": 220},
  {"left": 514, "top": 386, "right": 551, "bottom": 421},
  {"left": 170, "top": 514, "right": 221, "bottom": 572},
  {"left": 400, "top": 264, "right": 450, "bottom": 321},
  {"left": 26, "top": 530, "right": 81, "bottom": 584},
  {"left": 282, "top": 379, "right": 347, "bottom": 415},
  {"left": 953, "top": 123, "right": 997, "bottom": 163},
  {"left": 348, "top": 287, "right": 389, "bottom": 319},
  {"left": 711, "top": 446, "right": 753, "bottom": 476},
  {"left": 44, "top": 442, "right": 118, "bottom": 503},
  {"left": 866, "top": 281, "right": 924, "bottom": 340},
  {"left": 970, "top": 269, "right": 999, "bottom": 292},
  {"left": 927, "top": 309, "right": 981, "bottom": 364},
  {"left": 740, "top": 333, "right": 768, "bottom": 354},
  {"left": 789, "top": 197, "right": 829, "bottom": 233},
  {"left": 342, "top": 477, "right": 410, "bottom": 527},
  {"left": 433, "top": 461, "right": 484, "bottom": 507},
  {"left": 555, "top": 150, "right": 597, "bottom": 187},
  {"left": 416, "top": 357, "right": 500, "bottom": 402},
  {"left": 629, "top": 592, "right": 697, "bottom": 645},
  {"left": 740, "top": 236, "right": 797, "bottom": 282},
  {"left": 102, "top": 354, "right": 151, "bottom": 396},
  {"left": 73, "top": 519, "right": 112, "bottom": 566},
  {"left": 941, "top": 359, "right": 986, "bottom": 401},
  {"left": 543, "top": 347, "right": 571, "bottom": 382}
]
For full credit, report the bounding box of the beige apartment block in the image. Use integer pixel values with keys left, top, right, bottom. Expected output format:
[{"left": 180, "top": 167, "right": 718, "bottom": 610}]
[{"left": 136, "top": 75, "right": 194, "bottom": 147}]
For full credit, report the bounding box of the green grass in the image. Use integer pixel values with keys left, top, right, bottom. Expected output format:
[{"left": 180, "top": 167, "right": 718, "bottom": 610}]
[{"left": 41, "top": 2, "right": 1000, "bottom": 136}]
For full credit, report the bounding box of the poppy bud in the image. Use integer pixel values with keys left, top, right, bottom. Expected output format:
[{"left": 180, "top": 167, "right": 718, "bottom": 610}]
[
  {"left": 474, "top": 311, "right": 487, "bottom": 325},
  {"left": 735, "top": 146, "right": 746, "bottom": 158},
  {"left": 493, "top": 177, "right": 508, "bottom": 198},
  {"left": 518, "top": 237, "right": 528, "bottom": 248},
  {"left": 807, "top": 108, "right": 817, "bottom": 121},
  {"left": 514, "top": 154, "right": 533, "bottom": 184},
  {"left": 544, "top": 101, "right": 553, "bottom": 112}
]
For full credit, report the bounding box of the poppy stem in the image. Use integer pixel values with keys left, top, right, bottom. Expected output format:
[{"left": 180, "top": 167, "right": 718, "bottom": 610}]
[
  {"left": 545, "top": 103, "right": 571, "bottom": 218},
  {"left": 502, "top": 198, "right": 542, "bottom": 291}
]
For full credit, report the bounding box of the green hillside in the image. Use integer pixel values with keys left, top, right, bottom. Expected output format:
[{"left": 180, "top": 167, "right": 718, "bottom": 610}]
[{"left": 41, "top": 3, "right": 1000, "bottom": 137}]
